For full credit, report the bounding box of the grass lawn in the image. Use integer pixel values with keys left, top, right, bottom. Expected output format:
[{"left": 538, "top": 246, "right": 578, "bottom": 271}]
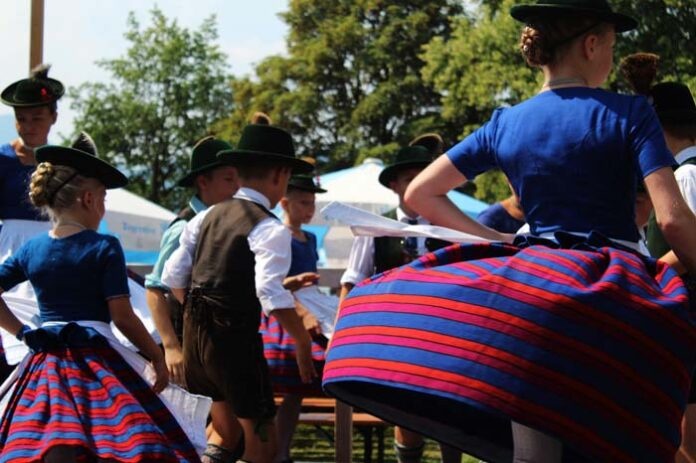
[{"left": 290, "top": 423, "right": 481, "bottom": 462}]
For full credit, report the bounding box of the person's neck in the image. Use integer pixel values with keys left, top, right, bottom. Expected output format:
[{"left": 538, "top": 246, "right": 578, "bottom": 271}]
[
  {"left": 285, "top": 218, "right": 303, "bottom": 232},
  {"left": 240, "top": 181, "right": 279, "bottom": 208},
  {"left": 11, "top": 139, "right": 38, "bottom": 165},
  {"left": 196, "top": 191, "right": 214, "bottom": 208},
  {"left": 541, "top": 66, "right": 589, "bottom": 91},
  {"left": 52, "top": 214, "right": 93, "bottom": 238}
]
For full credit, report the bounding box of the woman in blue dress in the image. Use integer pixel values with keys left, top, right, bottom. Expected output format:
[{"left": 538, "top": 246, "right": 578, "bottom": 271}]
[
  {"left": 0, "top": 140, "right": 205, "bottom": 462},
  {"left": 0, "top": 64, "right": 63, "bottom": 371},
  {"left": 323, "top": 1, "right": 696, "bottom": 462}
]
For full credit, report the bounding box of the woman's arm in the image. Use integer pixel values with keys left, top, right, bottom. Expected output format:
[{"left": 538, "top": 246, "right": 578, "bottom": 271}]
[
  {"left": 109, "top": 296, "right": 168, "bottom": 393},
  {"left": 405, "top": 155, "right": 513, "bottom": 242},
  {"left": 644, "top": 166, "right": 696, "bottom": 275}
]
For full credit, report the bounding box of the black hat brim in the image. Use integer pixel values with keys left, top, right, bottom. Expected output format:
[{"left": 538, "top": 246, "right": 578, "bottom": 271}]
[
  {"left": 378, "top": 161, "right": 431, "bottom": 187},
  {"left": 217, "top": 149, "right": 314, "bottom": 174},
  {"left": 176, "top": 160, "right": 234, "bottom": 187},
  {"left": 288, "top": 183, "right": 327, "bottom": 194},
  {"left": 1, "top": 78, "right": 65, "bottom": 107},
  {"left": 510, "top": 5, "right": 637, "bottom": 32},
  {"left": 35, "top": 146, "right": 128, "bottom": 189}
]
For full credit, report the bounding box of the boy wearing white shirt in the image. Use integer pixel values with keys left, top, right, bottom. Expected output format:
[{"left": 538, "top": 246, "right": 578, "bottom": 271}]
[{"left": 162, "top": 123, "right": 316, "bottom": 463}]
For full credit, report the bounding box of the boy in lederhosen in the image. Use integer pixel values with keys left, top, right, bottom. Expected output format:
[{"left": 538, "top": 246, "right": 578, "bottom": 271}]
[
  {"left": 145, "top": 135, "right": 242, "bottom": 462},
  {"left": 162, "top": 123, "right": 316, "bottom": 463}
]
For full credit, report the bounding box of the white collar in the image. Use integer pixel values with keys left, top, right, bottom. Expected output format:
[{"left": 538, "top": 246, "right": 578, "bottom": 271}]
[
  {"left": 396, "top": 206, "right": 425, "bottom": 224},
  {"left": 234, "top": 187, "right": 272, "bottom": 209},
  {"left": 675, "top": 145, "right": 696, "bottom": 165}
]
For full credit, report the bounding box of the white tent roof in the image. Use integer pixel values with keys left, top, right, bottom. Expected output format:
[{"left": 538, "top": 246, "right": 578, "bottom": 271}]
[
  {"left": 102, "top": 189, "right": 176, "bottom": 264},
  {"left": 316, "top": 158, "right": 397, "bottom": 216},
  {"left": 106, "top": 188, "right": 176, "bottom": 221}
]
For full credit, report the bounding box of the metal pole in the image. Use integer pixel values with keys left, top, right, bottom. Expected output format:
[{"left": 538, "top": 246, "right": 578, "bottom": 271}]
[{"left": 29, "top": 0, "right": 45, "bottom": 70}]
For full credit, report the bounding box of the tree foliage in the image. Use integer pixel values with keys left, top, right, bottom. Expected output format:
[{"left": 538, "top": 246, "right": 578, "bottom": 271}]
[
  {"left": 214, "top": 0, "right": 464, "bottom": 171},
  {"left": 69, "top": 8, "right": 233, "bottom": 208}
]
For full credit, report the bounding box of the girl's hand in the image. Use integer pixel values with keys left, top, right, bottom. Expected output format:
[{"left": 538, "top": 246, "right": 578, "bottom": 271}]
[
  {"left": 294, "top": 339, "right": 318, "bottom": 384},
  {"left": 151, "top": 357, "right": 170, "bottom": 394},
  {"left": 499, "top": 232, "right": 517, "bottom": 244}
]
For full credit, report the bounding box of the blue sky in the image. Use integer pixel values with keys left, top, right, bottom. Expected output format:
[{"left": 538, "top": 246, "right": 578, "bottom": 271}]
[{"left": 0, "top": 0, "right": 289, "bottom": 143}]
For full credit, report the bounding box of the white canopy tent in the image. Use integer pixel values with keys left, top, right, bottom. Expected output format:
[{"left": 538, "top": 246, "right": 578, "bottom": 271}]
[{"left": 101, "top": 188, "right": 176, "bottom": 265}]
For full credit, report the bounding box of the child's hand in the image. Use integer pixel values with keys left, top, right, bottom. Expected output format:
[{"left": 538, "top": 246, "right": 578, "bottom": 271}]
[
  {"left": 151, "top": 357, "right": 170, "bottom": 394},
  {"left": 164, "top": 345, "right": 186, "bottom": 387},
  {"left": 283, "top": 272, "right": 320, "bottom": 291},
  {"left": 295, "top": 340, "right": 318, "bottom": 384},
  {"left": 295, "top": 300, "right": 321, "bottom": 336},
  {"left": 301, "top": 311, "right": 321, "bottom": 336}
]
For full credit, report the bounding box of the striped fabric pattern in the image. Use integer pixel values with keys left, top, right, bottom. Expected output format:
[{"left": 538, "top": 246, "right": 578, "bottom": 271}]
[
  {"left": 323, "top": 241, "right": 696, "bottom": 463},
  {"left": 0, "top": 344, "right": 200, "bottom": 462},
  {"left": 261, "top": 314, "right": 326, "bottom": 395}
]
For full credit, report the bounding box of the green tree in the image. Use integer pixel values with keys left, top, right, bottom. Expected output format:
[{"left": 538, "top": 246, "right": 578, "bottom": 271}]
[
  {"left": 69, "top": 8, "right": 233, "bottom": 209},
  {"left": 611, "top": 0, "right": 696, "bottom": 91},
  {"left": 214, "top": 0, "right": 464, "bottom": 172},
  {"left": 422, "top": 0, "right": 536, "bottom": 202}
]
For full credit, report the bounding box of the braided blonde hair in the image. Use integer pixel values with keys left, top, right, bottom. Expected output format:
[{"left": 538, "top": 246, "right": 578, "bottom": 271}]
[{"left": 29, "top": 162, "right": 88, "bottom": 219}]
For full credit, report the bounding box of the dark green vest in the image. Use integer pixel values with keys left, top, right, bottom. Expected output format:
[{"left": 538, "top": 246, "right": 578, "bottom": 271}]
[
  {"left": 190, "top": 198, "right": 275, "bottom": 328},
  {"left": 373, "top": 209, "right": 450, "bottom": 274},
  {"left": 646, "top": 156, "right": 696, "bottom": 258}
]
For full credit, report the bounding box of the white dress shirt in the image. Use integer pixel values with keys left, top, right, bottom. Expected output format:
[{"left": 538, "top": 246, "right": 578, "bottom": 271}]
[
  {"left": 161, "top": 187, "right": 295, "bottom": 315},
  {"left": 674, "top": 146, "right": 696, "bottom": 213},
  {"left": 340, "top": 207, "right": 430, "bottom": 286}
]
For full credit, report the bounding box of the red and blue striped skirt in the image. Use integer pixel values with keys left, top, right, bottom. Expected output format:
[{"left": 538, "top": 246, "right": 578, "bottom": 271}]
[
  {"left": 323, "top": 237, "right": 696, "bottom": 463},
  {"left": 261, "top": 314, "right": 326, "bottom": 395},
  {"left": 0, "top": 328, "right": 200, "bottom": 462}
]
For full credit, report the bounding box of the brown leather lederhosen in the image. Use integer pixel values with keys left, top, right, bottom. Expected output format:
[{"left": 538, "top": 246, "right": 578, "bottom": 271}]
[{"left": 182, "top": 198, "right": 277, "bottom": 420}]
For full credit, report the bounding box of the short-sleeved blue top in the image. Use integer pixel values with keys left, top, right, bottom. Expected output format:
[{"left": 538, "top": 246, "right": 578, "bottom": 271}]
[
  {"left": 0, "top": 231, "right": 130, "bottom": 323},
  {"left": 288, "top": 231, "right": 319, "bottom": 277},
  {"left": 0, "top": 143, "right": 46, "bottom": 221},
  {"left": 447, "top": 88, "right": 675, "bottom": 242}
]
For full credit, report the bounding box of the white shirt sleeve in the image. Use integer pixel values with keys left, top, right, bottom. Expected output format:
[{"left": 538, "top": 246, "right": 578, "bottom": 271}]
[
  {"left": 675, "top": 166, "right": 696, "bottom": 213},
  {"left": 340, "top": 235, "right": 375, "bottom": 286},
  {"left": 161, "top": 208, "right": 211, "bottom": 290},
  {"left": 249, "top": 217, "right": 295, "bottom": 315}
]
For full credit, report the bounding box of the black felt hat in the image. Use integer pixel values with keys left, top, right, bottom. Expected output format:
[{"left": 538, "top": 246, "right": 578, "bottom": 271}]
[
  {"left": 1, "top": 64, "right": 65, "bottom": 108},
  {"left": 378, "top": 145, "right": 434, "bottom": 187},
  {"left": 510, "top": 0, "right": 637, "bottom": 32},
  {"left": 177, "top": 136, "right": 235, "bottom": 187},
  {"left": 650, "top": 82, "right": 696, "bottom": 125},
  {"left": 35, "top": 133, "right": 128, "bottom": 189},
  {"left": 217, "top": 124, "right": 313, "bottom": 174},
  {"left": 288, "top": 175, "right": 327, "bottom": 193}
]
